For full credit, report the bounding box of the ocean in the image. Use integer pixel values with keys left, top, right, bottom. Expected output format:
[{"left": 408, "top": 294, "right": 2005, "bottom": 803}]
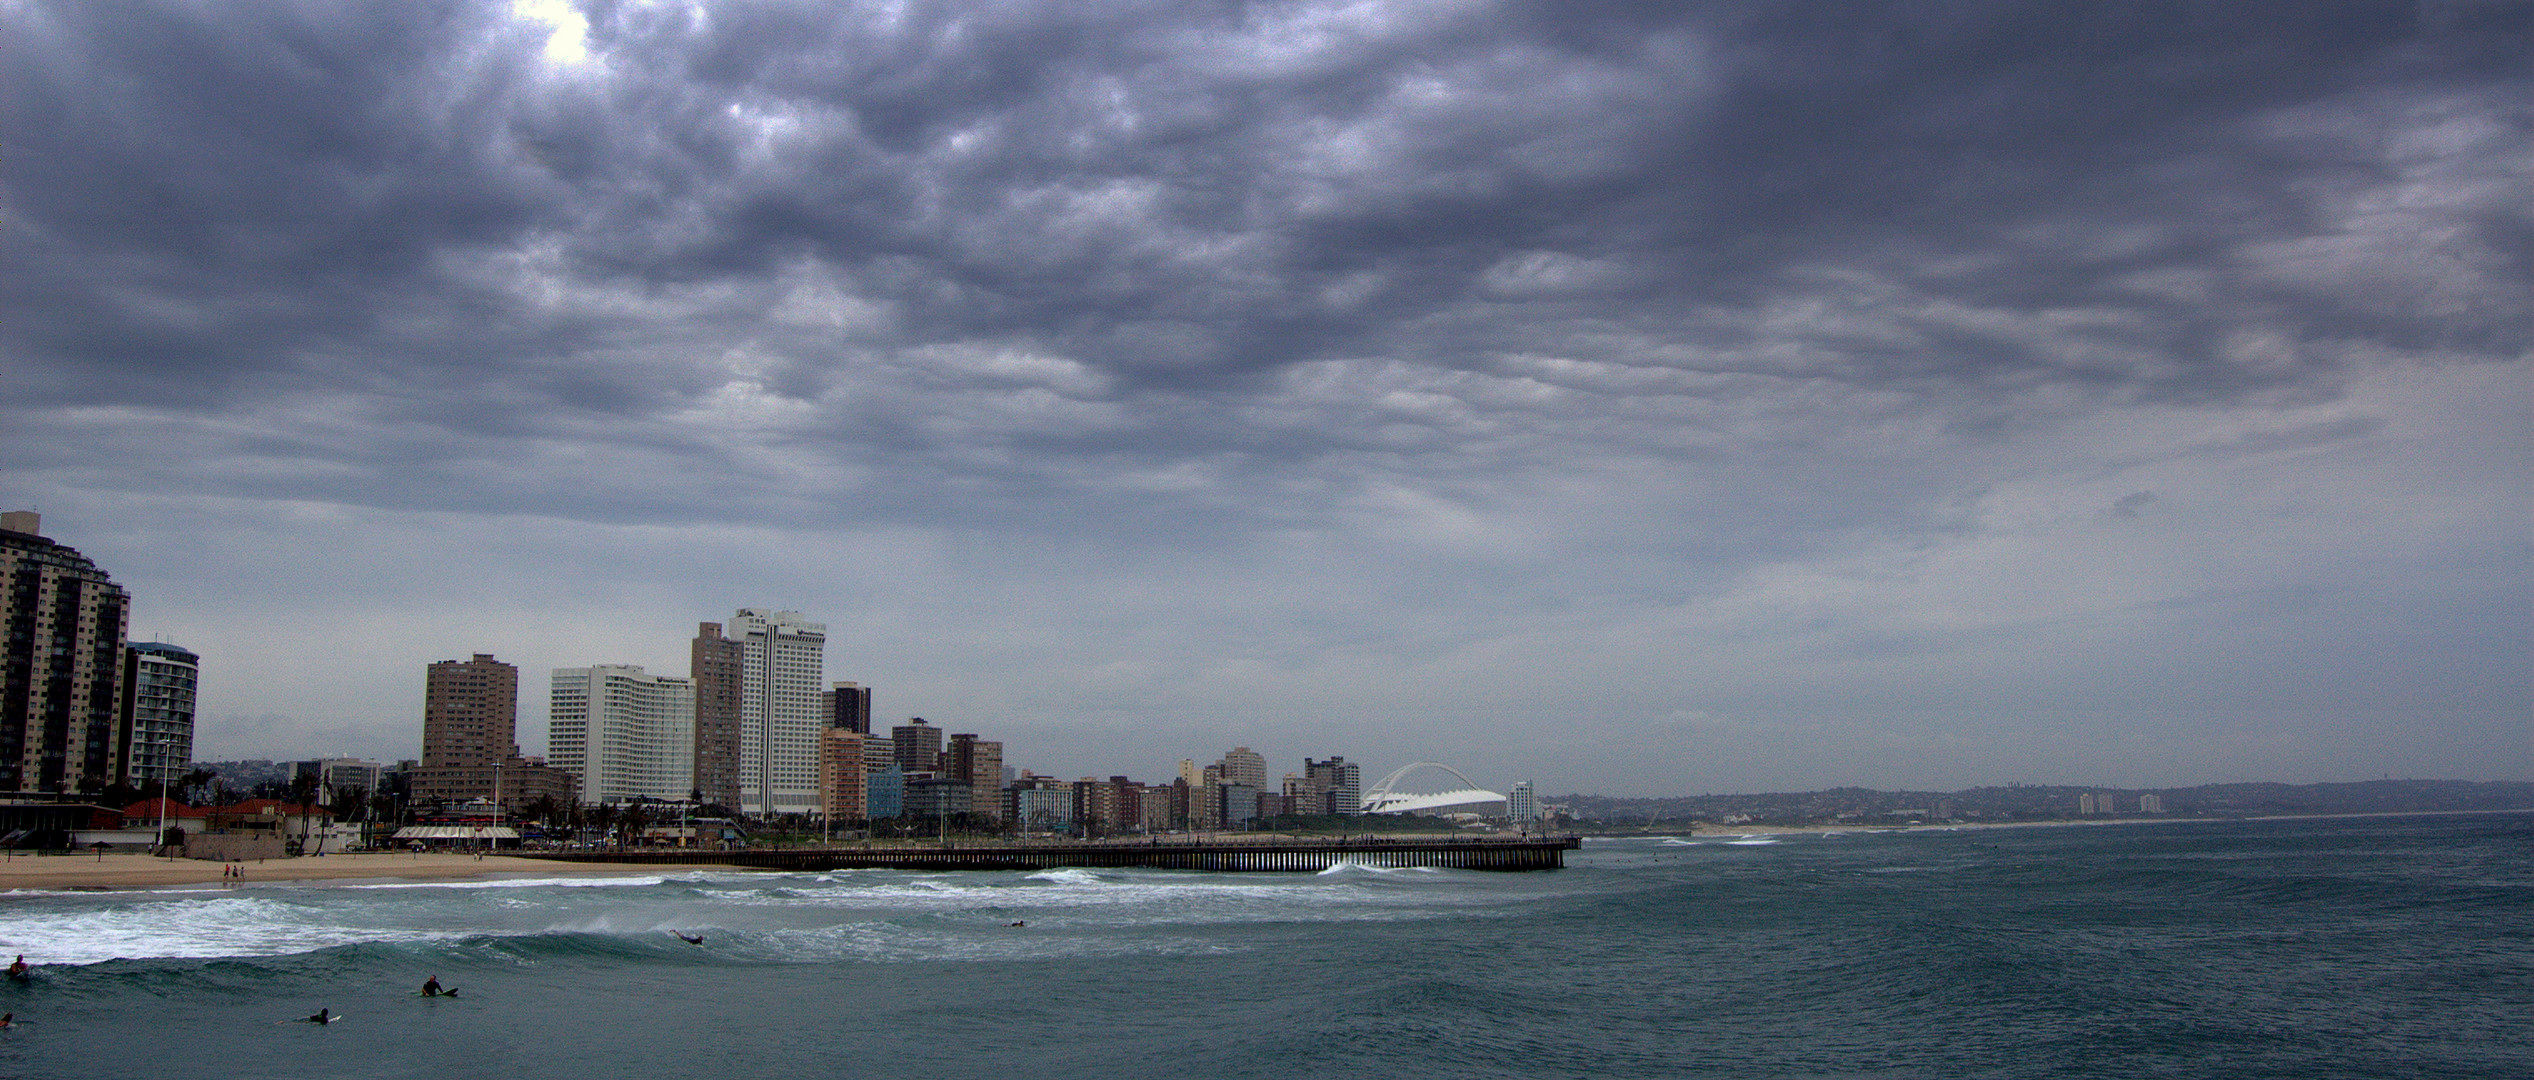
[{"left": 1, "top": 813, "right": 2526, "bottom": 1079}]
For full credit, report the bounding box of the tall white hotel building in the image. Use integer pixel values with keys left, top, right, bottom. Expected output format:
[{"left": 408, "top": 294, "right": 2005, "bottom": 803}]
[
  {"left": 549, "top": 665, "right": 696, "bottom": 804},
  {"left": 732, "top": 609, "right": 826, "bottom": 815}
]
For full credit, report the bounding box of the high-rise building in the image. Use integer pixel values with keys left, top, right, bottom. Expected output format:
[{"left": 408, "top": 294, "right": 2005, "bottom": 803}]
[
  {"left": 1, "top": 512, "right": 132, "bottom": 796},
  {"left": 689, "top": 622, "right": 744, "bottom": 809},
  {"left": 861, "top": 732, "right": 895, "bottom": 776},
  {"left": 410, "top": 654, "right": 577, "bottom": 809},
  {"left": 731, "top": 609, "right": 825, "bottom": 816},
  {"left": 549, "top": 665, "right": 696, "bottom": 805},
  {"left": 892, "top": 719, "right": 942, "bottom": 775},
  {"left": 1305, "top": 757, "right": 1361, "bottom": 814},
  {"left": 420, "top": 654, "right": 514, "bottom": 770},
  {"left": 1507, "top": 780, "right": 1540, "bottom": 823},
  {"left": 119, "top": 641, "right": 199, "bottom": 788},
  {"left": 1164, "top": 777, "right": 1191, "bottom": 831},
  {"left": 1217, "top": 747, "right": 1266, "bottom": 791},
  {"left": 2138, "top": 793, "right": 2164, "bottom": 814},
  {"left": 422, "top": 654, "right": 518, "bottom": 770},
  {"left": 866, "top": 761, "right": 905, "bottom": 820},
  {"left": 295, "top": 758, "right": 384, "bottom": 798},
  {"left": 818, "top": 727, "right": 866, "bottom": 823},
  {"left": 1195, "top": 763, "right": 1224, "bottom": 830},
  {"left": 1011, "top": 780, "right": 1073, "bottom": 832},
  {"left": 1140, "top": 783, "right": 1177, "bottom": 832},
  {"left": 905, "top": 774, "right": 972, "bottom": 821},
  {"left": 823, "top": 681, "right": 872, "bottom": 734},
  {"left": 1220, "top": 783, "right": 1258, "bottom": 828},
  {"left": 1282, "top": 772, "right": 1323, "bottom": 816},
  {"left": 947, "top": 733, "right": 1003, "bottom": 822},
  {"left": 1072, "top": 777, "right": 1121, "bottom": 832}
]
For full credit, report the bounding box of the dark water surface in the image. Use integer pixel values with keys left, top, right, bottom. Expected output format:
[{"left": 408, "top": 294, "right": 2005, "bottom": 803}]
[{"left": 2, "top": 813, "right": 2526, "bottom": 1079}]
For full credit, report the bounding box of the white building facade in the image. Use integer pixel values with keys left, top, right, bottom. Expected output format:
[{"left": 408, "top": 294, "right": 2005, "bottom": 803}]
[
  {"left": 732, "top": 609, "right": 826, "bottom": 815},
  {"left": 550, "top": 665, "right": 697, "bottom": 805},
  {"left": 1507, "top": 780, "right": 1540, "bottom": 822},
  {"left": 122, "top": 641, "right": 199, "bottom": 786}
]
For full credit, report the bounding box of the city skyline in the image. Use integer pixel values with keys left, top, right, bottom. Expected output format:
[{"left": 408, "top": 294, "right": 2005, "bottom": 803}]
[{"left": 3, "top": 3, "right": 2527, "bottom": 795}]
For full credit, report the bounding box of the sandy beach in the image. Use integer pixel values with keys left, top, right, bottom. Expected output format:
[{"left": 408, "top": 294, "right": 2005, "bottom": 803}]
[{"left": 0, "top": 851, "right": 694, "bottom": 891}]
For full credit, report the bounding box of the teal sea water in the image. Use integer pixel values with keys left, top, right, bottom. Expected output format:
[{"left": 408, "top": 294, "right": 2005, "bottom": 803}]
[{"left": 1, "top": 813, "right": 2526, "bottom": 1079}]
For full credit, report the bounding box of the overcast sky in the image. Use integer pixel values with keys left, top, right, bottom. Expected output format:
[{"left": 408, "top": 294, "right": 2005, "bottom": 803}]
[{"left": 5, "top": 0, "right": 2527, "bottom": 796}]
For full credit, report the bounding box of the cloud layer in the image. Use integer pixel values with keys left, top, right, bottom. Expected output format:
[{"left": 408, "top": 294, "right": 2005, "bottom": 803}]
[{"left": 6, "top": 0, "right": 2527, "bottom": 793}]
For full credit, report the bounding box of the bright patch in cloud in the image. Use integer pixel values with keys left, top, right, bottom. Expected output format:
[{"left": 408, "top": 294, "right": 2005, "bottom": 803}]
[{"left": 513, "top": 0, "right": 589, "bottom": 65}]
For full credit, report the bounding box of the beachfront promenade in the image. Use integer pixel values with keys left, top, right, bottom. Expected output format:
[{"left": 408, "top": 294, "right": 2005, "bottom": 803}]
[{"left": 518, "top": 834, "right": 1580, "bottom": 873}]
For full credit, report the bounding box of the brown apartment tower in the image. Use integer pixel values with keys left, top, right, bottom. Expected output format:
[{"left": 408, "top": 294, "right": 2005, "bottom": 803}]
[
  {"left": 947, "top": 732, "right": 1003, "bottom": 822},
  {"left": 408, "top": 654, "right": 578, "bottom": 809},
  {"left": 691, "top": 622, "right": 743, "bottom": 808},
  {"left": 0, "top": 512, "right": 131, "bottom": 796},
  {"left": 421, "top": 654, "right": 519, "bottom": 769}
]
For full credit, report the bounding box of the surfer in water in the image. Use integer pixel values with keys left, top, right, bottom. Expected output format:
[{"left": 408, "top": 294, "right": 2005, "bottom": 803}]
[
  {"left": 1, "top": 1012, "right": 14, "bottom": 1029},
  {"left": 303, "top": 1009, "right": 337, "bottom": 1025},
  {"left": 421, "top": 976, "right": 454, "bottom": 998},
  {"left": 673, "top": 931, "right": 704, "bottom": 945},
  {"left": 6, "top": 956, "right": 26, "bottom": 980}
]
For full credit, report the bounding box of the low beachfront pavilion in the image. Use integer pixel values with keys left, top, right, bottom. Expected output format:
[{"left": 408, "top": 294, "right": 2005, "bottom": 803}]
[{"left": 389, "top": 824, "right": 523, "bottom": 850}]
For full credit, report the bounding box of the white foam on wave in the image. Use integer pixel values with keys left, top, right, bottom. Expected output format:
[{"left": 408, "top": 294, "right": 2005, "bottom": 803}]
[
  {"left": 0, "top": 895, "right": 453, "bottom": 965},
  {"left": 1725, "top": 838, "right": 1781, "bottom": 846},
  {"left": 1314, "top": 861, "right": 1443, "bottom": 877},
  {"left": 732, "top": 919, "right": 1241, "bottom": 965},
  {"left": 678, "top": 864, "right": 1498, "bottom": 932},
  {"left": 343, "top": 875, "right": 672, "bottom": 891}
]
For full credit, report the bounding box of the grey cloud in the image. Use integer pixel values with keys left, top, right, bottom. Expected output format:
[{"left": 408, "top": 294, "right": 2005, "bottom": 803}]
[{"left": 4, "top": 1, "right": 2526, "bottom": 789}]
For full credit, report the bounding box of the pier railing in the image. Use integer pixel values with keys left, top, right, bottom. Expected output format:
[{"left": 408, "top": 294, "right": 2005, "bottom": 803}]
[{"left": 517, "top": 835, "right": 1579, "bottom": 873}]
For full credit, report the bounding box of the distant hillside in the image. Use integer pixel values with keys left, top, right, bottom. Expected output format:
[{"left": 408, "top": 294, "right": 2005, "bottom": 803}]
[
  {"left": 194, "top": 759, "right": 295, "bottom": 794},
  {"left": 1552, "top": 779, "right": 2534, "bottom": 827}
]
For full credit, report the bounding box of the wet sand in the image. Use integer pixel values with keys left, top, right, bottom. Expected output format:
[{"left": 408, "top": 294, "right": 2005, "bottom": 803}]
[{"left": 0, "top": 851, "right": 692, "bottom": 892}]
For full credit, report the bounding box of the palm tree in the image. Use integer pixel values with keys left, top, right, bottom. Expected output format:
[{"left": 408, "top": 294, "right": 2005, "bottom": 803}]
[
  {"left": 178, "top": 767, "right": 216, "bottom": 805},
  {"left": 287, "top": 771, "right": 322, "bottom": 854},
  {"left": 587, "top": 804, "right": 620, "bottom": 849},
  {"left": 327, "top": 785, "right": 369, "bottom": 848}
]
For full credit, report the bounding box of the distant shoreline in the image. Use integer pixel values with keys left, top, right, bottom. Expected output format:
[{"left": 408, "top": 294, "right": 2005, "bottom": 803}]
[{"left": 1593, "top": 806, "right": 2534, "bottom": 838}]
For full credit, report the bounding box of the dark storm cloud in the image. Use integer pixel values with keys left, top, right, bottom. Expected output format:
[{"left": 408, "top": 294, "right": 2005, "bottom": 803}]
[{"left": 12, "top": 2, "right": 2525, "bottom": 452}]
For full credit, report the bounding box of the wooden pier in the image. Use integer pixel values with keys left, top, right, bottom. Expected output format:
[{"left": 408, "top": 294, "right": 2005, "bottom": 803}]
[{"left": 518, "top": 835, "right": 1578, "bottom": 873}]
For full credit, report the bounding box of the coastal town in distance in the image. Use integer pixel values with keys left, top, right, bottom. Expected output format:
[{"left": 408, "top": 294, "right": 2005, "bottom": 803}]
[{"left": 6, "top": 509, "right": 2524, "bottom": 860}]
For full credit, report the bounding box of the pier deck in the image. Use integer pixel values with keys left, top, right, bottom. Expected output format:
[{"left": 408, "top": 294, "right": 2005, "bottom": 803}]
[{"left": 518, "top": 835, "right": 1578, "bottom": 873}]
